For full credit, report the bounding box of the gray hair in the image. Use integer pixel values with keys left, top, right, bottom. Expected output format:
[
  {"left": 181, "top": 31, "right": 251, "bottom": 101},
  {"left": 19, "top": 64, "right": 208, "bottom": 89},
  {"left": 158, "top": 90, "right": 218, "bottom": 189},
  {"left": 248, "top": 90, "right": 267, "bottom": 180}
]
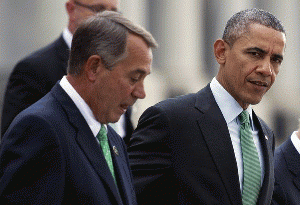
[
  {"left": 222, "top": 8, "right": 285, "bottom": 47},
  {"left": 68, "top": 11, "right": 158, "bottom": 75}
]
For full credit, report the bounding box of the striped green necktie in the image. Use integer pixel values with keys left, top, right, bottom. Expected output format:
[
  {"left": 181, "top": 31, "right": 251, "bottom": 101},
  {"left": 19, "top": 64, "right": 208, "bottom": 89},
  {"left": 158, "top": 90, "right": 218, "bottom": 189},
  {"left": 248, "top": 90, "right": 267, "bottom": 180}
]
[
  {"left": 97, "top": 125, "right": 116, "bottom": 184},
  {"left": 238, "top": 110, "right": 261, "bottom": 205}
]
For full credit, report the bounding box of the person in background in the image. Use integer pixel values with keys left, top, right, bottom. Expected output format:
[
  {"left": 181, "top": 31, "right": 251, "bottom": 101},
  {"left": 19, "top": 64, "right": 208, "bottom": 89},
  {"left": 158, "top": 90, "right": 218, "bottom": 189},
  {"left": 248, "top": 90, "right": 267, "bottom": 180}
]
[
  {"left": 1, "top": 0, "right": 134, "bottom": 145},
  {"left": 0, "top": 11, "right": 157, "bottom": 204},
  {"left": 128, "top": 8, "right": 286, "bottom": 205},
  {"left": 272, "top": 118, "right": 300, "bottom": 204}
]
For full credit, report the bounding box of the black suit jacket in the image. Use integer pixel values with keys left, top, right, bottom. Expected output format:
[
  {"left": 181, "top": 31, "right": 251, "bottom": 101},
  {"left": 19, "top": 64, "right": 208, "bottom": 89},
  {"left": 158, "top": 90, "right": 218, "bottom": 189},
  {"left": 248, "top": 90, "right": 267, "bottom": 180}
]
[
  {"left": 1, "top": 35, "right": 69, "bottom": 137},
  {"left": 272, "top": 137, "right": 300, "bottom": 205},
  {"left": 0, "top": 83, "right": 137, "bottom": 204},
  {"left": 1, "top": 35, "right": 133, "bottom": 140},
  {"left": 128, "top": 84, "right": 275, "bottom": 205}
]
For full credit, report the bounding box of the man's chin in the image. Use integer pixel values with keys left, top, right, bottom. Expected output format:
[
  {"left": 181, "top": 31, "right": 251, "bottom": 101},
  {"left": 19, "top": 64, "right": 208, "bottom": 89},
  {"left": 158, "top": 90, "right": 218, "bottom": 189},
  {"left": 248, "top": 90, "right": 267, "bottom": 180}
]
[
  {"left": 109, "top": 115, "right": 122, "bottom": 124},
  {"left": 249, "top": 96, "right": 264, "bottom": 106}
]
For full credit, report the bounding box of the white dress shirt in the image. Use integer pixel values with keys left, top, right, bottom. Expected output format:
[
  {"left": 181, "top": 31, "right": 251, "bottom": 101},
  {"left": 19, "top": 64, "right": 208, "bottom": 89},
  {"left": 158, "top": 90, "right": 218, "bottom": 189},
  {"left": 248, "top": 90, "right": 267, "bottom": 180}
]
[
  {"left": 210, "top": 77, "right": 265, "bottom": 192},
  {"left": 291, "top": 131, "right": 300, "bottom": 154},
  {"left": 61, "top": 28, "right": 126, "bottom": 137},
  {"left": 60, "top": 76, "right": 105, "bottom": 137},
  {"left": 62, "top": 28, "right": 72, "bottom": 49}
]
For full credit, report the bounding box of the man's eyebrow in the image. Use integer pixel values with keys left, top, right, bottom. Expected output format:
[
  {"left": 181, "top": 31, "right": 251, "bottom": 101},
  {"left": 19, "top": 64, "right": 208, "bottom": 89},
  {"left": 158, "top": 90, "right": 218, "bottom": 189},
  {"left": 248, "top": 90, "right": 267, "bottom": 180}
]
[
  {"left": 246, "top": 47, "right": 283, "bottom": 59},
  {"left": 272, "top": 53, "right": 283, "bottom": 61},
  {"left": 245, "top": 47, "right": 267, "bottom": 54},
  {"left": 131, "top": 69, "right": 150, "bottom": 75}
]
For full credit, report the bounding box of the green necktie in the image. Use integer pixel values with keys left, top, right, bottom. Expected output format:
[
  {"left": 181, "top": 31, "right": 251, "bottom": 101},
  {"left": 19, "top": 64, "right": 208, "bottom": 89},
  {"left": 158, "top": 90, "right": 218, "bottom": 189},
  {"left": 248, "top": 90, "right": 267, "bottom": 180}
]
[
  {"left": 238, "top": 110, "right": 261, "bottom": 205},
  {"left": 97, "top": 125, "right": 116, "bottom": 183}
]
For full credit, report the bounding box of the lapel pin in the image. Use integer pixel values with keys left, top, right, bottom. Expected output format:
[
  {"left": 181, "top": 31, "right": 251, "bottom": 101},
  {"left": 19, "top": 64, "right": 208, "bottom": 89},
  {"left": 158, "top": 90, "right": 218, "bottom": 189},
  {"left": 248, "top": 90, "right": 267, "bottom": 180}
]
[
  {"left": 265, "top": 135, "right": 268, "bottom": 140},
  {"left": 113, "top": 146, "right": 119, "bottom": 156}
]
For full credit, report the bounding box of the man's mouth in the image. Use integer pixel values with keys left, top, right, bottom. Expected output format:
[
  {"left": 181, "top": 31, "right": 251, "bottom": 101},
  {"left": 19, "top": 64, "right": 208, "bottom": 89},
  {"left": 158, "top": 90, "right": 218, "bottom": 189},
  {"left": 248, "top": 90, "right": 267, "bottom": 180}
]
[
  {"left": 120, "top": 104, "right": 130, "bottom": 112},
  {"left": 249, "top": 80, "right": 269, "bottom": 87}
]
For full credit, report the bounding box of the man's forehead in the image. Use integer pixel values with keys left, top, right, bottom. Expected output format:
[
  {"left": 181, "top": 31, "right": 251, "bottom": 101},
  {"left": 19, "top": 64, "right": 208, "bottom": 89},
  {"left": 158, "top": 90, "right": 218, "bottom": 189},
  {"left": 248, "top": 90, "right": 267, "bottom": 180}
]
[
  {"left": 239, "top": 25, "right": 285, "bottom": 47},
  {"left": 81, "top": 0, "right": 119, "bottom": 8}
]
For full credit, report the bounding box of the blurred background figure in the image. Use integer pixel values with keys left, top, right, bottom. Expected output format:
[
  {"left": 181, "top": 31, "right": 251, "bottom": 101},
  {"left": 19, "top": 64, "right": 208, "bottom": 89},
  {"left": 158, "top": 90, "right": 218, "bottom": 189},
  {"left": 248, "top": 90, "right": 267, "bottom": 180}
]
[
  {"left": 272, "top": 118, "right": 300, "bottom": 204},
  {"left": 0, "top": 0, "right": 299, "bottom": 146}
]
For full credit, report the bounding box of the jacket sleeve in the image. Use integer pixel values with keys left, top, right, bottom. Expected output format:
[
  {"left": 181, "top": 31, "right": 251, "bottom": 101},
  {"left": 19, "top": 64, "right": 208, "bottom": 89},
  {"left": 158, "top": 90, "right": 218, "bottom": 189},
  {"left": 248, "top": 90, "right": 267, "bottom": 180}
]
[{"left": 127, "top": 105, "right": 176, "bottom": 204}]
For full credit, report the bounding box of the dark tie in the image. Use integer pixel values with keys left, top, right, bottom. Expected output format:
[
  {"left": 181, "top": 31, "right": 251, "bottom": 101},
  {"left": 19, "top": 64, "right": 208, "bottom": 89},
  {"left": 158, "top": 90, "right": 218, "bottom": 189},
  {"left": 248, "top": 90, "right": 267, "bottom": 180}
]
[
  {"left": 96, "top": 125, "right": 116, "bottom": 183},
  {"left": 238, "top": 110, "right": 261, "bottom": 205}
]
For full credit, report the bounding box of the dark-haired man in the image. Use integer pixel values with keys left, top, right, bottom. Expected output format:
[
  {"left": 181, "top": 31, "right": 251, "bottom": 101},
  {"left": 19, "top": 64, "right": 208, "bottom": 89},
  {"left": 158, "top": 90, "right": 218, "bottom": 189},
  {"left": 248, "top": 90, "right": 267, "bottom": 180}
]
[{"left": 128, "top": 8, "right": 286, "bottom": 205}]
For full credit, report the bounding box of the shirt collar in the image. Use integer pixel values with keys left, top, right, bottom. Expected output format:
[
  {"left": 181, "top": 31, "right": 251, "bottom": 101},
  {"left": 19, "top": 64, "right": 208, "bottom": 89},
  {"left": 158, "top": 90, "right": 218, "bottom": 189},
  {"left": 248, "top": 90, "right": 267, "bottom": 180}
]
[
  {"left": 59, "top": 76, "right": 106, "bottom": 136},
  {"left": 291, "top": 131, "right": 300, "bottom": 155},
  {"left": 62, "top": 28, "right": 73, "bottom": 49},
  {"left": 210, "top": 77, "right": 254, "bottom": 128}
]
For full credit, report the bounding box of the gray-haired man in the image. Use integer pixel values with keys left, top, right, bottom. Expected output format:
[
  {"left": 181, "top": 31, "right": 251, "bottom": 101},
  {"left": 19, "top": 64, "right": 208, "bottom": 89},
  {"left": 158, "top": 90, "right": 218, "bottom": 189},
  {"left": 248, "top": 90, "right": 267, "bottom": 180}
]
[{"left": 0, "top": 11, "right": 157, "bottom": 204}]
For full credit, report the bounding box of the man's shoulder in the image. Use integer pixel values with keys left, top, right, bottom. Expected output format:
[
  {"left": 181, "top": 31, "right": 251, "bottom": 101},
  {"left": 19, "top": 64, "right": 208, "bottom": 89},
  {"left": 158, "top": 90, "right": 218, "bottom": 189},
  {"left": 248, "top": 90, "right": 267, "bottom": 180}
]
[
  {"left": 156, "top": 93, "right": 197, "bottom": 108},
  {"left": 7, "top": 88, "right": 69, "bottom": 132},
  {"left": 154, "top": 85, "right": 211, "bottom": 110},
  {"left": 274, "top": 137, "right": 297, "bottom": 161},
  {"left": 19, "top": 36, "right": 66, "bottom": 64},
  {"left": 10, "top": 35, "right": 68, "bottom": 80},
  {"left": 20, "top": 88, "right": 61, "bottom": 116}
]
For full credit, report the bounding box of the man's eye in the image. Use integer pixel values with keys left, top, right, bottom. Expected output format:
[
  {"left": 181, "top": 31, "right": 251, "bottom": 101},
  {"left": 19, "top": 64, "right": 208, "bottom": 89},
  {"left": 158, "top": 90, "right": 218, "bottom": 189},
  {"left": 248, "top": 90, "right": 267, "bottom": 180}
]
[
  {"left": 249, "top": 51, "right": 260, "bottom": 56},
  {"left": 272, "top": 58, "right": 282, "bottom": 65},
  {"left": 131, "top": 78, "right": 138, "bottom": 83}
]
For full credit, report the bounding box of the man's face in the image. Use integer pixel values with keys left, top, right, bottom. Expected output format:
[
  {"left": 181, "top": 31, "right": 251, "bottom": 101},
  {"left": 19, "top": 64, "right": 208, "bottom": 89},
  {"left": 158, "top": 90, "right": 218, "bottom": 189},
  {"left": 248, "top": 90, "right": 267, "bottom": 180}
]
[
  {"left": 68, "top": 0, "right": 119, "bottom": 33},
  {"left": 90, "top": 34, "right": 153, "bottom": 124},
  {"left": 216, "top": 23, "right": 286, "bottom": 109}
]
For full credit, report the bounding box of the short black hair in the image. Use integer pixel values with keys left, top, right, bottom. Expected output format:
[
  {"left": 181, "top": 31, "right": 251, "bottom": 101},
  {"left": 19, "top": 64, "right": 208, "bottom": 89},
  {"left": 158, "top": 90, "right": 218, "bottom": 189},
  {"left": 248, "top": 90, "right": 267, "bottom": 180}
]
[{"left": 222, "top": 8, "right": 285, "bottom": 47}]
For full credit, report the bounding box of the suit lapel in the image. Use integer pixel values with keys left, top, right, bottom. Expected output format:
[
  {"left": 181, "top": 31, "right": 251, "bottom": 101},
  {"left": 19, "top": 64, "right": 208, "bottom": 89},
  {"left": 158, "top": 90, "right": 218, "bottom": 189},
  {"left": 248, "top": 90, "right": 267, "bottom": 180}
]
[
  {"left": 195, "top": 85, "right": 242, "bottom": 205},
  {"left": 253, "top": 113, "right": 274, "bottom": 204},
  {"left": 108, "top": 126, "right": 136, "bottom": 205},
  {"left": 51, "top": 84, "right": 123, "bottom": 204},
  {"left": 75, "top": 127, "right": 123, "bottom": 204},
  {"left": 283, "top": 138, "right": 300, "bottom": 191}
]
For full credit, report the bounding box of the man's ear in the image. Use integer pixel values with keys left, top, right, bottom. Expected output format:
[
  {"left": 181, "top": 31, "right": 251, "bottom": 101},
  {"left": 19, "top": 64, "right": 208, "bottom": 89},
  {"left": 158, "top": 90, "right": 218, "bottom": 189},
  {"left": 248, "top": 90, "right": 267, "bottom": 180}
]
[
  {"left": 65, "top": 1, "right": 75, "bottom": 19},
  {"left": 85, "top": 55, "right": 103, "bottom": 81},
  {"left": 214, "top": 39, "right": 227, "bottom": 65}
]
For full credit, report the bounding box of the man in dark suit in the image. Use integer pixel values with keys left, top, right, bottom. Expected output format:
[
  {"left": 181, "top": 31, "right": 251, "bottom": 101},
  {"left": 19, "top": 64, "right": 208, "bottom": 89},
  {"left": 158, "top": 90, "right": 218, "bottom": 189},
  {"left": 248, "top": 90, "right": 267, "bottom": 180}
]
[
  {"left": 272, "top": 120, "right": 300, "bottom": 204},
  {"left": 0, "top": 11, "right": 157, "bottom": 204},
  {"left": 128, "top": 8, "right": 286, "bottom": 205},
  {"left": 1, "top": 0, "right": 134, "bottom": 143}
]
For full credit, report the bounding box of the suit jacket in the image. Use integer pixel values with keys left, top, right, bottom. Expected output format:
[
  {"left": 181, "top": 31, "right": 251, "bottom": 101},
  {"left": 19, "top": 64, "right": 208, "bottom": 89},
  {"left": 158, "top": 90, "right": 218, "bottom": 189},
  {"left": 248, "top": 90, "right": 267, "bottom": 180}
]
[
  {"left": 1, "top": 35, "right": 133, "bottom": 140},
  {"left": 0, "top": 83, "right": 137, "bottom": 204},
  {"left": 272, "top": 137, "right": 300, "bottom": 205},
  {"left": 128, "top": 84, "right": 275, "bottom": 205}
]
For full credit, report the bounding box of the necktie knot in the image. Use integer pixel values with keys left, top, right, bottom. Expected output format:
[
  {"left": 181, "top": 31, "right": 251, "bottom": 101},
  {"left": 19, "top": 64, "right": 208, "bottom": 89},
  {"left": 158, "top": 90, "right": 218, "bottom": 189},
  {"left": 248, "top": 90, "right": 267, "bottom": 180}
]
[
  {"left": 97, "top": 125, "right": 107, "bottom": 142},
  {"left": 238, "top": 110, "right": 250, "bottom": 125}
]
